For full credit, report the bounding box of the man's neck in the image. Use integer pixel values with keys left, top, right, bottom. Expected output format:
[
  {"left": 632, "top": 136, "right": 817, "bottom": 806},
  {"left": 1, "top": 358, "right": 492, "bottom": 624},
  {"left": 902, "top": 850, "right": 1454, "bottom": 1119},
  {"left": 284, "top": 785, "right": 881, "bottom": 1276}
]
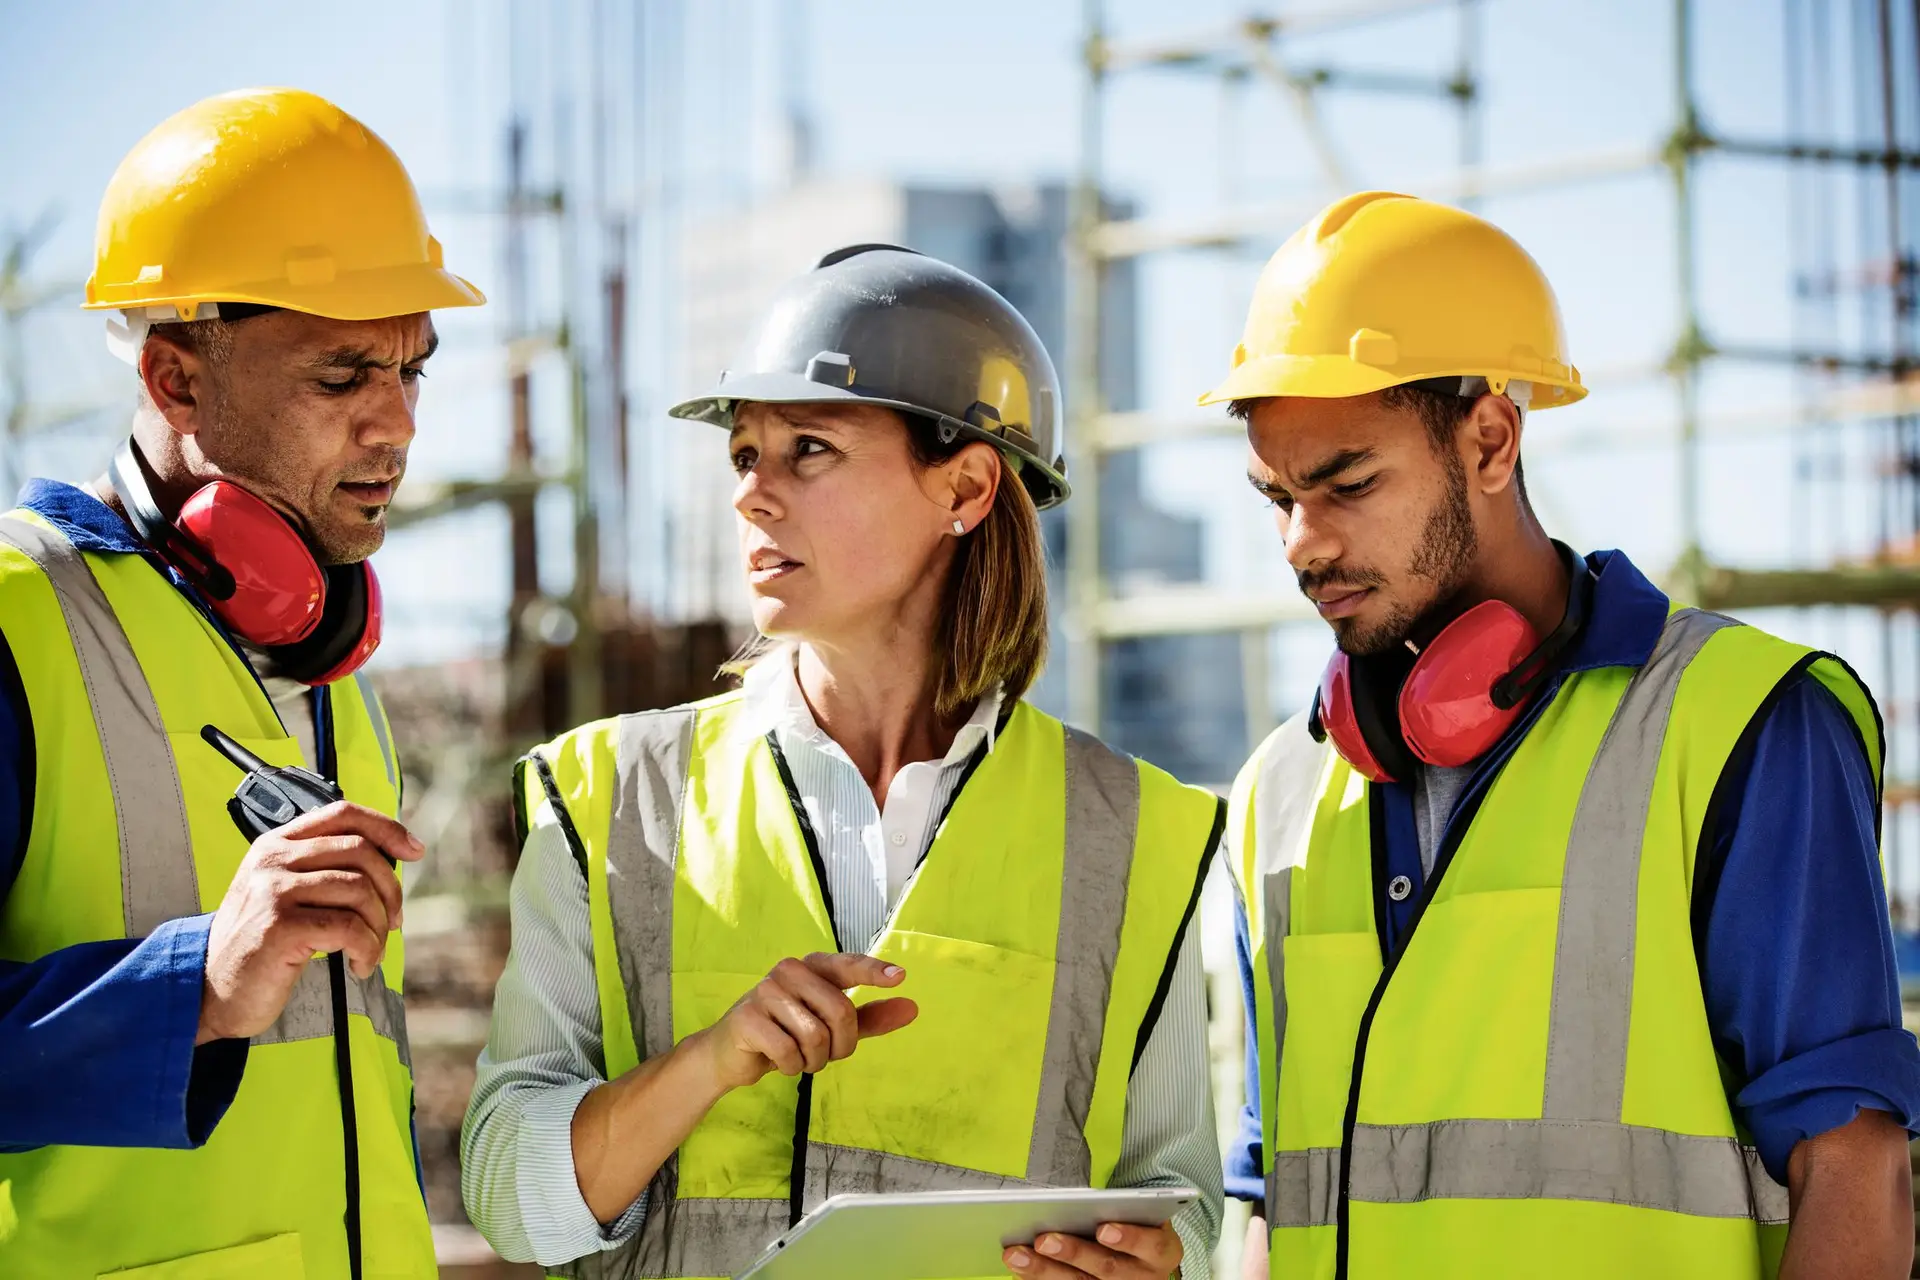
[{"left": 1454, "top": 523, "right": 1572, "bottom": 640}]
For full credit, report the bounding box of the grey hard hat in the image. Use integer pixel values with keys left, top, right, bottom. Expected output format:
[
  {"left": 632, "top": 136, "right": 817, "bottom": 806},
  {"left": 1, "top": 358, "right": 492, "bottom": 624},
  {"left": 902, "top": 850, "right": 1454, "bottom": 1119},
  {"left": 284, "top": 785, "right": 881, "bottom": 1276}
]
[{"left": 669, "top": 244, "right": 1069, "bottom": 508}]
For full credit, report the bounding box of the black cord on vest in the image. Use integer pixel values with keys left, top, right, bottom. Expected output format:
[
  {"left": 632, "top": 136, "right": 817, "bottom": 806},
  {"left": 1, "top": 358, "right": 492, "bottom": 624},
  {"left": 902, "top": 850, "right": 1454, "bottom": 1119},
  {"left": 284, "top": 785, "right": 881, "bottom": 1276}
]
[
  {"left": 315, "top": 688, "right": 365, "bottom": 1280},
  {"left": 768, "top": 734, "right": 837, "bottom": 1230}
]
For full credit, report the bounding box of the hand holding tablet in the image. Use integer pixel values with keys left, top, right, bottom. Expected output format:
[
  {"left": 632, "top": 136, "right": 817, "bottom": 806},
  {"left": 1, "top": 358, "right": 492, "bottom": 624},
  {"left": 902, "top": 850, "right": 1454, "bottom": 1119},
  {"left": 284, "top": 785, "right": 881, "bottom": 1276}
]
[{"left": 735, "top": 1186, "right": 1197, "bottom": 1279}]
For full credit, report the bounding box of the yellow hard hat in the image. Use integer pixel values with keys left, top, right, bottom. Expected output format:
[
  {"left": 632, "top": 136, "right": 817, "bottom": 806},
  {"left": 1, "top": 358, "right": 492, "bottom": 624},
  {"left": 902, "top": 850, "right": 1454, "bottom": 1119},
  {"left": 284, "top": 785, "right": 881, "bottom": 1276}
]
[
  {"left": 84, "top": 87, "right": 483, "bottom": 325},
  {"left": 1199, "top": 191, "right": 1583, "bottom": 410}
]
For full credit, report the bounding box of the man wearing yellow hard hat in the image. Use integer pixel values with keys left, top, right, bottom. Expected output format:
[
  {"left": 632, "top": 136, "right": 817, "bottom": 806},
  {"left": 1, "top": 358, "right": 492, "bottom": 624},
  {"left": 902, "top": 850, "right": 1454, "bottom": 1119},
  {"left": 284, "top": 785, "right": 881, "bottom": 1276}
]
[
  {"left": 0, "top": 88, "right": 482, "bottom": 1277},
  {"left": 1213, "top": 192, "right": 1920, "bottom": 1278}
]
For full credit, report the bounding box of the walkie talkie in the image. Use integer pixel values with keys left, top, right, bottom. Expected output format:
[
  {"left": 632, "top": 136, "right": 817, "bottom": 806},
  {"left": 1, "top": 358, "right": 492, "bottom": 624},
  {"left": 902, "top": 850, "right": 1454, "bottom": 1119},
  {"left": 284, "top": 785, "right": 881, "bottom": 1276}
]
[{"left": 201, "top": 723, "right": 348, "bottom": 841}]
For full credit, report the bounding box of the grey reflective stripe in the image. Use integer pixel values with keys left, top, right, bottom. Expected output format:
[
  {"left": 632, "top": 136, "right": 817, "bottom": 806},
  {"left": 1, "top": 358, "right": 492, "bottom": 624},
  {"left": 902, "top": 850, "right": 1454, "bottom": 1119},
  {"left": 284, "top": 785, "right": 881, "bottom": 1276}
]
[
  {"left": 251, "top": 955, "right": 413, "bottom": 1070},
  {"left": 1271, "top": 1122, "right": 1786, "bottom": 1226},
  {"left": 1269, "top": 1145, "right": 1343, "bottom": 1228},
  {"left": 352, "top": 670, "right": 398, "bottom": 795},
  {"left": 558, "top": 1191, "right": 790, "bottom": 1280},
  {"left": 608, "top": 708, "right": 697, "bottom": 1061},
  {"left": 807, "top": 1140, "right": 1032, "bottom": 1207},
  {"left": 0, "top": 515, "right": 198, "bottom": 934},
  {"left": 1248, "top": 711, "right": 1329, "bottom": 1215},
  {"left": 1025, "top": 726, "right": 1140, "bottom": 1186},
  {"left": 1260, "top": 866, "right": 1292, "bottom": 1219},
  {"left": 1542, "top": 606, "right": 1736, "bottom": 1122}
]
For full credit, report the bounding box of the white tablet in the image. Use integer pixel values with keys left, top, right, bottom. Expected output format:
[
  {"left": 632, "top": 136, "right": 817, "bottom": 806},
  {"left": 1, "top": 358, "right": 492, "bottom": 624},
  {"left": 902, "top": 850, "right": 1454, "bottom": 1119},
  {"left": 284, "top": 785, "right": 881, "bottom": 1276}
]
[{"left": 734, "top": 1186, "right": 1198, "bottom": 1280}]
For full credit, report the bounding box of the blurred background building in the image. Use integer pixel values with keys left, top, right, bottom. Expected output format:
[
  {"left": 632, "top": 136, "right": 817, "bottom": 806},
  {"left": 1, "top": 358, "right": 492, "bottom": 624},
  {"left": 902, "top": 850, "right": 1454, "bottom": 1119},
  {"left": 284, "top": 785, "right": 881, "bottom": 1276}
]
[{"left": 8, "top": 0, "right": 1920, "bottom": 1272}]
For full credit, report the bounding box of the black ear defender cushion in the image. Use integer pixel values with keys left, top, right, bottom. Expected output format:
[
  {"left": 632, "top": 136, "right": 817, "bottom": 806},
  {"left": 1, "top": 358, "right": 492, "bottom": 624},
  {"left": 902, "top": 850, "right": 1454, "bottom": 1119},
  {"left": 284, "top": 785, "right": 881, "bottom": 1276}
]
[
  {"left": 257, "top": 563, "right": 368, "bottom": 684},
  {"left": 1348, "top": 646, "right": 1421, "bottom": 784}
]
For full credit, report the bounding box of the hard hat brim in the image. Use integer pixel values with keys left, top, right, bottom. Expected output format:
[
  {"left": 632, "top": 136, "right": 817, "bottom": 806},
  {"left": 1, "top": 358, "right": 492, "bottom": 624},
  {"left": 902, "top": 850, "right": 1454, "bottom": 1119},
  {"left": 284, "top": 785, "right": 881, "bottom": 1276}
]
[
  {"left": 1198, "top": 354, "right": 1587, "bottom": 410},
  {"left": 82, "top": 263, "right": 486, "bottom": 320},
  {"left": 670, "top": 370, "right": 1071, "bottom": 509}
]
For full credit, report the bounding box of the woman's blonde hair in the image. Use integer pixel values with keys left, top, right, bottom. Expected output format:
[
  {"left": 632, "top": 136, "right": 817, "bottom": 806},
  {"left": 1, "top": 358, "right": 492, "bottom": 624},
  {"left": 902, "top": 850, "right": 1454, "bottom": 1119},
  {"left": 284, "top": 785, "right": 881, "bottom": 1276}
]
[{"left": 723, "top": 412, "right": 1051, "bottom": 721}]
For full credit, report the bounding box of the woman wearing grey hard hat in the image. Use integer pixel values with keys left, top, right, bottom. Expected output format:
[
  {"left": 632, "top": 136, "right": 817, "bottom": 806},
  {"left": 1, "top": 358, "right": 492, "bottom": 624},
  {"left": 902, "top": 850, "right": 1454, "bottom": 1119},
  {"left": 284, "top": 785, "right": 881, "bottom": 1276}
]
[{"left": 463, "top": 246, "right": 1225, "bottom": 1280}]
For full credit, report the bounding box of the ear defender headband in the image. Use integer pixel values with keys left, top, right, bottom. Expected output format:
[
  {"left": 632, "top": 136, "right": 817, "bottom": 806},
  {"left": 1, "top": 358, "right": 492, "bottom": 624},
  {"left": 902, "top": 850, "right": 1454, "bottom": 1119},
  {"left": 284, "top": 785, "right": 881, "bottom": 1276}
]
[
  {"left": 108, "top": 438, "right": 382, "bottom": 685},
  {"left": 1307, "top": 540, "right": 1595, "bottom": 783}
]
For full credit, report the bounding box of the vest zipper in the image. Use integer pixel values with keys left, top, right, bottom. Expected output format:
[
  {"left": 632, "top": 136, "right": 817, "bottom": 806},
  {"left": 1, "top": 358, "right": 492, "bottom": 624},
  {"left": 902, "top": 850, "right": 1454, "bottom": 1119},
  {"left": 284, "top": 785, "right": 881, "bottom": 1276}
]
[
  {"left": 317, "top": 689, "right": 366, "bottom": 1280},
  {"left": 1332, "top": 776, "right": 1496, "bottom": 1279}
]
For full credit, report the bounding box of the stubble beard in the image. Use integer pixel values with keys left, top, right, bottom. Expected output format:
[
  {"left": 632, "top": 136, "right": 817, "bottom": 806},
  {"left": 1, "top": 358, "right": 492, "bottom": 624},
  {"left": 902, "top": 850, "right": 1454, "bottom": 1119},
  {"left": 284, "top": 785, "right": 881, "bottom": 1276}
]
[{"left": 1334, "top": 449, "right": 1479, "bottom": 656}]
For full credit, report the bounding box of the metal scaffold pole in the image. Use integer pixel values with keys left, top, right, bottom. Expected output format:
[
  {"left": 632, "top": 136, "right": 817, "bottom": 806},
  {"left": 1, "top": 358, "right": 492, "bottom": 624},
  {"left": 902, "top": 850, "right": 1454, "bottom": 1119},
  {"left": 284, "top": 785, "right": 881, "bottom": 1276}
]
[
  {"left": 1670, "top": 0, "right": 1707, "bottom": 604},
  {"left": 1066, "top": 0, "right": 1107, "bottom": 734}
]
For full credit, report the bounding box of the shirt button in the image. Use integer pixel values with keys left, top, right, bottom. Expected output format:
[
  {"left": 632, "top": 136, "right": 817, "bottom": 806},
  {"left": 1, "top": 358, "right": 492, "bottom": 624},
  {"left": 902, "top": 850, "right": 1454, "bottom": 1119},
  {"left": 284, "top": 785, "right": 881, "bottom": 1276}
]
[
  {"left": 889, "top": 831, "right": 907, "bottom": 847},
  {"left": 1387, "top": 875, "right": 1413, "bottom": 902}
]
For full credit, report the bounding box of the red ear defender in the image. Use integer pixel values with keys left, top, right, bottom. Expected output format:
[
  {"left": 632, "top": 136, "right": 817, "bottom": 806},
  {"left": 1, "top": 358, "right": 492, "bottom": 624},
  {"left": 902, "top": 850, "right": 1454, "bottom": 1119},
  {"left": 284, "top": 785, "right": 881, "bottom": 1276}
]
[
  {"left": 108, "top": 438, "right": 384, "bottom": 684},
  {"left": 175, "top": 482, "right": 327, "bottom": 646},
  {"left": 1397, "top": 600, "right": 1540, "bottom": 768},
  {"left": 1309, "top": 543, "right": 1594, "bottom": 783}
]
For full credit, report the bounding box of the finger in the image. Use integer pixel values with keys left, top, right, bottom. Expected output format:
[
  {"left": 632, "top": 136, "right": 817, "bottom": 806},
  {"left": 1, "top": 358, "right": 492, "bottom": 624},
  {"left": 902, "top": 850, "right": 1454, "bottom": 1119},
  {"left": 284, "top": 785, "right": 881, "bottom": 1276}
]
[
  {"left": 736, "top": 1008, "right": 806, "bottom": 1077},
  {"left": 1026, "top": 1232, "right": 1131, "bottom": 1279},
  {"left": 803, "top": 951, "right": 905, "bottom": 991},
  {"left": 1002, "top": 1242, "right": 1090, "bottom": 1278},
  {"left": 287, "top": 906, "right": 384, "bottom": 978},
  {"left": 771, "top": 958, "right": 859, "bottom": 1061},
  {"left": 760, "top": 981, "right": 832, "bottom": 1072},
  {"left": 280, "top": 837, "right": 405, "bottom": 929},
  {"left": 1093, "top": 1222, "right": 1181, "bottom": 1267},
  {"left": 855, "top": 997, "right": 918, "bottom": 1041},
  {"left": 279, "top": 801, "right": 425, "bottom": 864},
  {"left": 282, "top": 868, "right": 396, "bottom": 940}
]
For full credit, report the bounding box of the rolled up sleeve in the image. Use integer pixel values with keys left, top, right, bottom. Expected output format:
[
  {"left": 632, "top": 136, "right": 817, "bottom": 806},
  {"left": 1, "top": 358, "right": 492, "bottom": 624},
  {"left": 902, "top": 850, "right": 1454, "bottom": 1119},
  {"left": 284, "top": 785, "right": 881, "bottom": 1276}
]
[{"left": 1701, "top": 674, "right": 1920, "bottom": 1183}]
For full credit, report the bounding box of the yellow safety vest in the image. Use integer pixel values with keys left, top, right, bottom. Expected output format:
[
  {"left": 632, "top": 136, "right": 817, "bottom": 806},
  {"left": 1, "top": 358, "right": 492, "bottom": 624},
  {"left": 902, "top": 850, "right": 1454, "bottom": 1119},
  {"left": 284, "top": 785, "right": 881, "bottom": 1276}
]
[
  {"left": 1227, "top": 607, "right": 1882, "bottom": 1280},
  {"left": 0, "top": 509, "right": 434, "bottom": 1279},
  {"left": 521, "top": 691, "right": 1224, "bottom": 1280}
]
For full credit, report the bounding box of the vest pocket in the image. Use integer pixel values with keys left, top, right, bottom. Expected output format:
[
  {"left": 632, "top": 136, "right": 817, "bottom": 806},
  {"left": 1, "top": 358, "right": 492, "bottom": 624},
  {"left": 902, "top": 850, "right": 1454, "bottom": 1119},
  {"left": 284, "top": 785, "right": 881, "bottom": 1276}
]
[
  {"left": 97, "top": 1232, "right": 304, "bottom": 1279},
  {"left": 814, "top": 930, "right": 1054, "bottom": 1178},
  {"left": 1279, "top": 930, "right": 1383, "bottom": 1150}
]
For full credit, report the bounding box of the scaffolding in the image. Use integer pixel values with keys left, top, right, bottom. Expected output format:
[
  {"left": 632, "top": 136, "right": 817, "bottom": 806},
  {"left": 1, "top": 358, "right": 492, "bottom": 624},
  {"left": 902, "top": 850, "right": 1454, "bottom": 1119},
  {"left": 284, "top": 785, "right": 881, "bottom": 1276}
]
[{"left": 1064, "top": 1, "right": 1920, "bottom": 916}]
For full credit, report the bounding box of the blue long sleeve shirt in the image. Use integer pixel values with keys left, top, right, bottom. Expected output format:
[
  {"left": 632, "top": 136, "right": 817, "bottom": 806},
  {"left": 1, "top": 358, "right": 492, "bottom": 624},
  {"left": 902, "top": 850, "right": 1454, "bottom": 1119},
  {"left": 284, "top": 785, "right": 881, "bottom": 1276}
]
[
  {"left": 0, "top": 480, "right": 253, "bottom": 1150},
  {"left": 1226, "top": 548, "right": 1920, "bottom": 1202}
]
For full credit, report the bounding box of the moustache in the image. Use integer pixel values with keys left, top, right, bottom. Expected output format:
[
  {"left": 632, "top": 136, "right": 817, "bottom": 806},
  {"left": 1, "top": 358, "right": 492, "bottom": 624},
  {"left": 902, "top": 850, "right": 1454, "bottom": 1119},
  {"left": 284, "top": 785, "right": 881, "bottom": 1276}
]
[
  {"left": 1296, "top": 565, "right": 1385, "bottom": 596},
  {"left": 336, "top": 449, "right": 408, "bottom": 487}
]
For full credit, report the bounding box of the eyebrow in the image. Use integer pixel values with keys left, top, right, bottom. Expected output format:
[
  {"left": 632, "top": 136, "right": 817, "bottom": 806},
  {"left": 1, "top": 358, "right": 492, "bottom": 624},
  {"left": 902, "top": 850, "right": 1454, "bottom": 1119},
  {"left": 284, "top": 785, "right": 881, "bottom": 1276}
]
[
  {"left": 1298, "top": 447, "right": 1378, "bottom": 489},
  {"left": 305, "top": 327, "right": 440, "bottom": 372},
  {"left": 1245, "top": 447, "right": 1378, "bottom": 500}
]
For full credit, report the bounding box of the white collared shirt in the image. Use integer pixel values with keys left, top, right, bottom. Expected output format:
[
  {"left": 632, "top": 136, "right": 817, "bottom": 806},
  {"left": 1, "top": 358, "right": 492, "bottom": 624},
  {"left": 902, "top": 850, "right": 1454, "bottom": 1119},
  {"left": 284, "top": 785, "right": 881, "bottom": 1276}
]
[
  {"left": 736, "top": 653, "right": 1005, "bottom": 946},
  {"left": 462, "top": 663, "right": 1223, "bottom": 1273}
]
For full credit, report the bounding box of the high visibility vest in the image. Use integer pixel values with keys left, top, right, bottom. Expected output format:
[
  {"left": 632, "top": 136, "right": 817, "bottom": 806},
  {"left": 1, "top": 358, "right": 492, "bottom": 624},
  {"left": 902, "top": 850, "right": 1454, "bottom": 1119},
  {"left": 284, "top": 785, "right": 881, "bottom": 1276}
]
[
  {"left": 0, "top": 509, "right": 434, "bottom": 1279},
  {"left": 1227, "top": 607, "right": 1883, "bottom": 1280},
  {"left": 520, "top": 692, "right": 1225, "bottom": 1280}
]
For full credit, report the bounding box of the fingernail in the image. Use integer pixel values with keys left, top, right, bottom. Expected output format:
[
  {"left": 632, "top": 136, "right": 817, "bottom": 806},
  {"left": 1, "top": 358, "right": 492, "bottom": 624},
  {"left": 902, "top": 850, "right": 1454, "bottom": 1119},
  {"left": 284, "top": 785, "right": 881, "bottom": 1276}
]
[
  {"left": 1037, "top": 1236, "right": 1062, "bottom": 1255},
  {"left": 883, "top": 964, "right": 903, "bottom": 979},
  {"left": 1007, "top": 1249, "right": 1030, "bottom": 1268},
  {"left": 407, "top": 833, "right": 425, "bottom": 852},
  {"left": 1098, "top": 1224, "right": 1122, "bottom": 1245}
]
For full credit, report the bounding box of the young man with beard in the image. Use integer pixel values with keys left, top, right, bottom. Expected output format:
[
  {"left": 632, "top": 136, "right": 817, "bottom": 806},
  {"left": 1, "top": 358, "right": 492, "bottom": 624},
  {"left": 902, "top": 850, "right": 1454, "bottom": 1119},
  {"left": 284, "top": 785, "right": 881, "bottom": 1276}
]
[
  {"left": 0, "top": 89, "right": 482, "bottom": 1278},
  {"left": 1213, "top": 191, "right": 1920, "bottom": 1279}
]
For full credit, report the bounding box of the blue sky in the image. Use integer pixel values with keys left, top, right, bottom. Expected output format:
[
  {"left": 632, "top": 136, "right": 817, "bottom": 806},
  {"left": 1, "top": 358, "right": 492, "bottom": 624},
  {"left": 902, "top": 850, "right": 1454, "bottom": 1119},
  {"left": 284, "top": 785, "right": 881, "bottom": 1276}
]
[{"left": 0, "top": 0, "right": 1881, "bottom": 682}]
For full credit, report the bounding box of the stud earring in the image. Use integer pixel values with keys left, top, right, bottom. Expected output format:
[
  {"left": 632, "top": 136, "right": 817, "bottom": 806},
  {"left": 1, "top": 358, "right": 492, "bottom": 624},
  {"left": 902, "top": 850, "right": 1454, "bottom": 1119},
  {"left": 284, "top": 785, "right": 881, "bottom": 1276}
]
[{"left": 952, "top": 520, "right": 966, "bottom": 535}]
